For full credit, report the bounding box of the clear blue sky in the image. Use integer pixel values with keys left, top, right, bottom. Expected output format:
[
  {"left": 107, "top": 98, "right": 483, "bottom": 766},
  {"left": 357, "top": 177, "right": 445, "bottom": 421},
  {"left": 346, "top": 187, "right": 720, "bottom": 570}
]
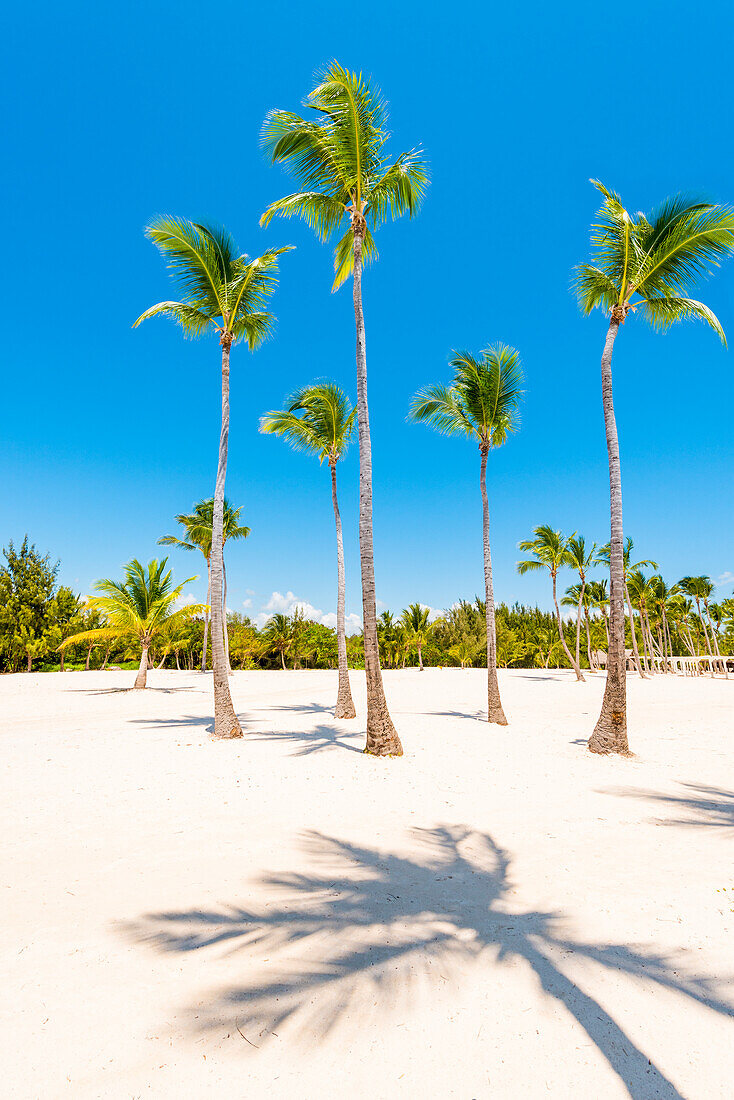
[{"left": 3, "top": 0, "right": 733, "bottom": 624}]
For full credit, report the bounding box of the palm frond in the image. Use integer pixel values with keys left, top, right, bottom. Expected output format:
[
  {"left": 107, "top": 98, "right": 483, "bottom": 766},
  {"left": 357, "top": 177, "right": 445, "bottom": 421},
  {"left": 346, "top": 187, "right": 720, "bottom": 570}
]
[
  {"left": 332, "top": 225, "right": 378, "bottom": 290},
  {"left": 260, "top": 192, "right": 346, "bottom": 240},
  {"left": 132, "top": 300, "right": 217, "bottom": 337},
  {"left": 367, "top": 149, "right": 429, "bottom": 226},
  {"left": 636, "top": 296, "right": 727, "bottom": 345},
  {"left": 143, "top": 217, "right": 226, "bottom": 315}
]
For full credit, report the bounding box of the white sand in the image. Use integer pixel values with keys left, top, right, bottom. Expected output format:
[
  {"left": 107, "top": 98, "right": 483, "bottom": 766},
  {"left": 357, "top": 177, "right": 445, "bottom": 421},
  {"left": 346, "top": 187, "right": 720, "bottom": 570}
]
[{"left": 1, "top": 668, "right": 732, "bottom": 1098}]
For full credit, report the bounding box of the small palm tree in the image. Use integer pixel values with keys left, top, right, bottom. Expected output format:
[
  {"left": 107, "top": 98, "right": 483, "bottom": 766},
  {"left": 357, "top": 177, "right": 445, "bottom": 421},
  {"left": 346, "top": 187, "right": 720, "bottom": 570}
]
[
  {"left": 565, "top": 536, "right": 598, "bottom": 671},
  {"left": 60, "top": 559, "right": 200, "bottom": 689},
  {"left": 260, "top": 382, "right": 357, "bottom": 718},
  {"left": 517, "top": 526, "right": 585, "bottom": 681},
  {"left": 575, "top": 181, "right": 734, "bottom": 753},
  {"left": 261, "top": 62, "right": 428, "bottom": 756},
  {"left": 135, "top": 218, "right": 289, "bottom": 738},
  {"left": 264, "top": 613, "right": 292, "bottom": 671},
  {"left": 159, "top": 497, "right": 250, "bottom": 674},
  {"left": 411, "top": 345, "right": 523, "bottom": 724},
  {"left": 400, "top": 603, "right": 432, "bottom": 671}
]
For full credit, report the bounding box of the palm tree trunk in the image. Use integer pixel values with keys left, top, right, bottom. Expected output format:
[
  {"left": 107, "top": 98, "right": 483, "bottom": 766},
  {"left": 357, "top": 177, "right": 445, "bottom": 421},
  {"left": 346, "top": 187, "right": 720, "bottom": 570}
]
[
  {"left": 695, "top": 598, "right": 715, "bottom": 677},
  {"left": 60, "top": 649, "right": 65, "bottom": 672},
  {"left": 551, "top": 572, "right": 585, "bottom": 681},
  {"left": 704, "top": 600, "right": 727, "bottom": 678},
  {"left": 418, "top": 642, "right": 424, "bottom": 671},
  {"left": 281, "top": 648, "right": 286, "bottom": 672},
  {"left": 480, "top": 447, "right": 507, "bottom": 723},
  {"left": 85, "top": 643, "right": 93, "bottom": 671},
  {"left": 575, "top": 578, "right": 585, "bottom": 668},
  {"left": 223, "top": 558, "right": 232, "bottom": 675},
  {"left": 209, "top": 338, "right": 243, "bottom": 739},
  {"left": 584, "top": 609, "right": 595, "bottom": 670},
  {"left": 201, "top": 560, "right": 211, "bottom": 672},
  {"left": 352, "top": 229, "right": 402, "bottom": 755},
  {"left": 330, "top": 461, "right": 356, "bottom": 718},
  {"left": 589, "top": 317, "right": 629, "bottom": 754},
  {"left": 134, "top": 645, "right": 148, "bottom": 689},
  {"left": 102, "top": 644, "right": 111, "bottom": 671},
  {"left": 625, "top": 583, "right": 645, "bottom": 678}
]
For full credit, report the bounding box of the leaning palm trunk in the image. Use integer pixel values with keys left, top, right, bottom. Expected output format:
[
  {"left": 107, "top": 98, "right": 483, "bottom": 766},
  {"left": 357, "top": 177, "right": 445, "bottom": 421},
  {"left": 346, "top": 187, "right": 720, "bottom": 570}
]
[
  {"left": 704, "top": 601, "right": 726, "bottom": 678},
  {"left": 331, "top": 460, "right": 356, "bottom": 718},
  {"left": 575, "top": 580, "right": 586, "bottom": 669},
  {"left": 480, "top": 447, "right": 507, "bottom": 723},
  {"left": 201, "top": 562, "right": 211, "bottom": 672},
  {"left": 552, "top": 573, "right": 585, "bottom": 681},
  {"left": 584, "top": 610, "right": 595, "bottom": 670},
  {"left": 625, "top": 584, "right": 645, "bottom": 678},
  {"left": 589, "top": 317, "right": 629, "bottom": 753},
  {"left": 210, "top": 339, "right": 243, "bottom": 739},
  {"left": 352, "top": 231, "right": 402, "bottom": 755},
  {"left": 134, "top": 644, "right": 149, "bottom": 689}
]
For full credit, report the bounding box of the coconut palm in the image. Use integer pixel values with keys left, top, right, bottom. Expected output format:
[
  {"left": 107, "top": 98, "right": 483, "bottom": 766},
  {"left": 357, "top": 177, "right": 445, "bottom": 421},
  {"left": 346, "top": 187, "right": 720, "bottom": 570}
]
[
  {"left": 60, "top": 559, "right": 200, "bottom": 689},
  {"left": 159, "top": 497, "right": 250, "bottom": 674},
  {"left": 598, "top": 537, "right": 658, "bottom": 679},
  {"left": 679, "top": 576, "right": 722, "bottom": 674},
  {"left": 400, "top": 603, "right": 432, "bottom": 671},
  {"left": 264, "top": 613, "right": 292, "bottom": 671},
  {"left": 575, "top": 181, "right": 734, "bottom": 752},
  {"left": 411, "top": 345, "right": 523, "bottom": 723},
  {"left": 517, "top": 526, "right": 585, "bottom": 681},
  {"left": 260, "top": 382, "right": 357, "bottom": 718},
  {"left": 135, "top": 218, "right": 289, "bottom": 738},
  {"left": 260, "top": 62, "right": 428, "bottom": 756},
  {"left": 565, "top": 536, "right": 598, "bottom": 671}
]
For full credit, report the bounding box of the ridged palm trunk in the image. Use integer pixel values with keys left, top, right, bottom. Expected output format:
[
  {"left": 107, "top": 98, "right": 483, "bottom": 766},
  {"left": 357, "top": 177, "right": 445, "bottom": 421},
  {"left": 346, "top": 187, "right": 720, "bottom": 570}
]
[
  {"left": 352, "top": 228, "right": 402, "bottom": 756},
  {"left": 201, "top": 561, "right": 210, "bottom": 672},
  {"left": 330, "top": 460, "right": 356, "bottom": 718},
  {"left": 480, "top": 446, "right": 507, "bottom": 724},
  {"left": 134, "top": 644, "right": 149, "bottom": 689},
  {"left": 210, "top": 338, "right": 243, "bottom": 739},
  {"left": 552, "top": 573, "right": 585, "bottom": 681},
  {"left": 625, "top": 583, "right": 645, "bottom": 678},
  {"left": 575, "top": 579, "right": 586, "bottom": 669},
  {"left": 589, "top": 317, "right": 629, "bottom": 754}
]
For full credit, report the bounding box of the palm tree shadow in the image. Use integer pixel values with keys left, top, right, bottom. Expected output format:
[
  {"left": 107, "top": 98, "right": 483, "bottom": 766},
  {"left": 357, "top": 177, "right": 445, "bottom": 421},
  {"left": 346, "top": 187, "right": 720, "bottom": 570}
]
[
  {"left": 123, "top": 826, "right": 731, "bottom": 1098},
  {"left": 253, "top": 723, "right": 363, "bottom": 756},
  {"left": 131, "top": 714, "right": 218, "bottom": 736},
  {"left": 604, "top": 784, "right": 734, "bottom": 830}
]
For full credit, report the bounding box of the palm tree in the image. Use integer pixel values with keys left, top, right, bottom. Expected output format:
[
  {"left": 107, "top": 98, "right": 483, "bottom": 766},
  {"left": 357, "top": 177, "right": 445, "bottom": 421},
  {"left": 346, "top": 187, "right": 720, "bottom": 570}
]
[
  {"left": 260, "top": 62, "right": 427, "bottom": 756},
  {"left": 60, "top": 559, "right": 200, "bottom": 689},
  {"left": 264, "top": 613, "right": 292, "bottom": 671},
  {"left": 575, "top": 181, "right": 734, "bottom": 753},
  {"left": 598, "top": 537, "right": 658, "bottom": 679},
  {"left": 400, "top": 603, "right": 432, "bottom": 671},
  {"left": 565, "top": 536, "right": 598, "bottom": 671},
  {"left": 135, "top": 218, "right": 289, "bottom": 738},
  {"left": 260, "top": 382, "right": 357, "bottom": 718},
  {"left": 679, "top": 576, "right": 720, "bottom": 674},
  {"left": 411, "top": 345, "right": 523, "bottom": 724},
  {"left": 517, "top": 526, "right": 585, "bottom": 681},
  {"left": 159, "top": 497, "right": 250, "bottom": 674}
]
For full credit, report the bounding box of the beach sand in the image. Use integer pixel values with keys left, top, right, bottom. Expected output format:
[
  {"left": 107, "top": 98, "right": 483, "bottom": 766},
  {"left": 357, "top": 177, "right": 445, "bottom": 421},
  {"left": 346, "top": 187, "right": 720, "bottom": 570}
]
[{"left": 2, "top": 668, "right": 732, "bottom": 1098}]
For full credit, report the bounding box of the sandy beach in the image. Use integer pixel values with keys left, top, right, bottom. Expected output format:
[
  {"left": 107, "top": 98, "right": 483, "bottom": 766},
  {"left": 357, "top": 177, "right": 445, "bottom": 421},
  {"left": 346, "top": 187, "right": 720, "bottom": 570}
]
[{"left": 2, "top": 668, "right": 732, "bottom": 1098}]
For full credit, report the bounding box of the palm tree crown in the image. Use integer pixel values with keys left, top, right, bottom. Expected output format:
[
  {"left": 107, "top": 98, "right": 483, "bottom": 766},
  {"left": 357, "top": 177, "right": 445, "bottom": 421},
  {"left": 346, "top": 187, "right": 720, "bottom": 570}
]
[
  {"left": 517, "top": 526, "right": 574, "bottom": 578},
  {"left": 159, "top": 498, "right": 250, "bottom": 560},
  {"left": 260, "top": 61, "right": 428, "bottom": 288},
  {"left": 133, "top": 218, "right": 290, "bottom": 346},
  {"left": 410, "top": 345, "right": 523, "bottom": 451},
  {"left": 575, "top": 180, "right": 734, "bottom": 340},
  {"left": 260, "top": 383, "right": 356, "bottom": 463}
]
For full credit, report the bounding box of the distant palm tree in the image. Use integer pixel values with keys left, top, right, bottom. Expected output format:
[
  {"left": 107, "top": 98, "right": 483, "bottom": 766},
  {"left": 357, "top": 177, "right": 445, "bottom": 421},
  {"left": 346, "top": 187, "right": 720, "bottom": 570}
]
[
  {"left": 261, "top": 62, "right": 427, "bottom": 756},
  {"left": 575, "top": 181, "right": 734, "bottom": 753},
  {"left": 60, "top": 559, "right": 200, "bottom": 689},
  {"left": 517, "top": 526, "right": 585, "bottom": 681},
  {"left": 159, "top": 497, "right": 250, "bottom": 674},
  {"left": 679, "top": 576, "right": 723, "bottom": 675},
  {"left": 411, "top": 345, "right": 523, "bottom": 723},
  {"left": 565, "top": 536, "right": 598, "bottom": 671},
  {"left": 400, "top": 603, "right": 432, "bottom": 671},
  {"left": 135, "top": 218, "right": 289, "bottom": 738},
  {"left": 598, "top": 538, "right": 658, "bottom": 679},
  {"left": 260, "top": 382, "right": 357, "bottom": 718},
  {"left": 264, "top": 613, "right": 292, "bottom": 671}
]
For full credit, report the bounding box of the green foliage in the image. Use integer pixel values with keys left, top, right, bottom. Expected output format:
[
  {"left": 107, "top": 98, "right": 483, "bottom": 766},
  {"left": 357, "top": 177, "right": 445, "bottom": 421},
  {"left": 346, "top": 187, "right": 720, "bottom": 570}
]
[
  {"left": 260, "top": 382, "right": 356, "bottom": 464},
  {"left": 0, "top": 537, "right": 73, "bottom": 671}
]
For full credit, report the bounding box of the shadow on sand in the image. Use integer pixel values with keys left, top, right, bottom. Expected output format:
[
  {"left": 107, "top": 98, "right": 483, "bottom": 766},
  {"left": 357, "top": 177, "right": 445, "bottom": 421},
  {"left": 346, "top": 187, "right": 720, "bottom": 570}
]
[
  {"left": 123, "top": 825, "right": 731, "bottom": 1098},
  {"left": 605, "top": 783, "right": 734, "bottom": 831}
]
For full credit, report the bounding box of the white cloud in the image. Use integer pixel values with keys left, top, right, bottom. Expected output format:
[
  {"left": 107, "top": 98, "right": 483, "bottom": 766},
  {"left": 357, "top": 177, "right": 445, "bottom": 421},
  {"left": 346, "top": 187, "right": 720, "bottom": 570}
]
[
  {"left": 253, "top": 590, "right": 362, "bottom": 632},
  {"left": 242, "top": 597, "right": 253, "bottom": 609},
  {"left": 716, "top": 571, "right": 734, "bottom": 588}
]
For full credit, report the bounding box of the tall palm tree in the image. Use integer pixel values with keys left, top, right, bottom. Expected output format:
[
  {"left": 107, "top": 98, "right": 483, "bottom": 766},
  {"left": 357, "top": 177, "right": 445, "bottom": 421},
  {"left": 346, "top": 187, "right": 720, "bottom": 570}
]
[
  {"left": 260, "top": 62, "right": 427, "bottom": 756},
  {"left": 159, "top": 497, "right": 250, "bottom": 674},
  {"left": 260, "top": 382, "right": 357, "bottom": 718},
  {"left": 517, "top": 526, "right": 585, "bottom": 681},
  {"left": 60, "top": 559, "right": 200, "bottom": 689},
  {"left": 134, "top": 218, "right": 289, "bottom": 738},
  {"left": 575, "top": 181, "right": 734, "bottom": 753},
  {"left": 411, "top": 345, "right": 523, "bottom": 723},
  {"left": 598, "top": 537, "right": 658, "bottom": 679},
  {"left": 400, "top": 603, "right": 432, "bottom": 671},
  {"left": 565, "top": 536, "right": 598, "bottom": 671}
]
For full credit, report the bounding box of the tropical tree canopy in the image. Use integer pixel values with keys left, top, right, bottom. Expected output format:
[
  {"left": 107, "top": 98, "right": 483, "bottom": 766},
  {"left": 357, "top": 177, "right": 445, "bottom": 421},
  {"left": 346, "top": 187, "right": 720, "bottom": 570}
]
[
  {"left": 410, "top": 345, "right": 523, "bottom": 450},
  {"left": 260, "top": 60, "right": 429, "bottom": 288},
  {"left": 574, "top": 180, "right": 734, "bottom": 341},
  {"left": 159, "top": 498, "right": 250, "bottom": 560},
  {"left": 133, "top": 218, "right": 290, "bottom": 345},
  {"left": 260, "top": 382, "right": 356, "bottom": 463}
]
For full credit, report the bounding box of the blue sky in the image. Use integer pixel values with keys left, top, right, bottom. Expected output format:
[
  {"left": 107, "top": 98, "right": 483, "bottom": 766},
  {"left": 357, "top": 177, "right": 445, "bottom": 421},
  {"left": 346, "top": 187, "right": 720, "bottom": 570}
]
[{"left": 3, "top": 0, "right": 733, "bottom": 625}]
